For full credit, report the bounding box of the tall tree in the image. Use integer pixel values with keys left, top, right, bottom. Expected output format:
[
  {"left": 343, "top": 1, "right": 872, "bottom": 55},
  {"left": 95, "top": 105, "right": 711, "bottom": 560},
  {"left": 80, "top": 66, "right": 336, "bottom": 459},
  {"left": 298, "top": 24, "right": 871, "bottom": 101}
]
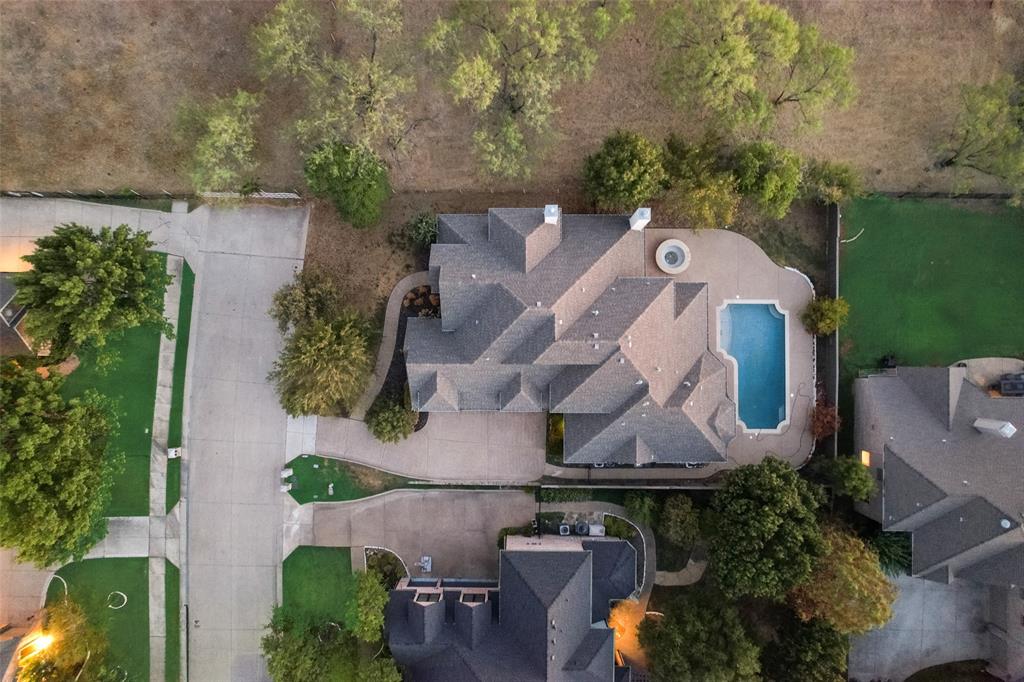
[
  {"left": 261, "top": 609, "right": 343, "bottom": 682},
  {"left": 789, "top": 525, "right": 896, "bottom": 634},
  {"left": 348, "top": 569, "right": 389, "bottom": 643},
  {"left": 662, "top": 134, "right": 740, "bottom": 230},
  {"left": 638, "top": 589, "right": 760, "bottom": 682},
  {"left": 269, "top": 312, "right": 376, "bottom": 417},
  {"left": 761, "top": 616, "right": 849, "bottom": 682},
  {"left": 178, "top": 89, "right": 263, "bottom": 193},
  {"left": 303, "top": 141, "right": 391, "bottom": 229},
  {"left": 426, "top": 0, "right": 634, "bottom": 178},
  {"left": 939, "top": 74, "right": 1024, "bottom": 205},
  {"left": 731, "top": 141, "right": 803, "bottom": 219},
  {"left": 13, "top": 224, "right": 171, "bottom": 357},
  {"left": 0, "top": 361, "right": 119, "bottom": 567},
  {"left": 658, "top": 0, "right": 854, "bottom": 132},
  {"left": 253, "top": 0, "right": 413, "bottom": 153},
  {"left": 583, "top": 131, "right": 667, "bottom": 211},
  {"left": 707, "top": 457, "right": 825, "bottom": 600}
]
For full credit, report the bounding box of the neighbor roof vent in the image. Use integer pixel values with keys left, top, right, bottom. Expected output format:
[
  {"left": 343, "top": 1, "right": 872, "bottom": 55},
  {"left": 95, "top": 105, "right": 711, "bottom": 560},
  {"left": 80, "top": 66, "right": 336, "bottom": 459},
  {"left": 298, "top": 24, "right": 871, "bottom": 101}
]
[
  {"left": 973, "top": 418, "right": 1017, "bottom": 439},
  {"left": 544, "top": 204, "right": 560, "bottom": 224}
]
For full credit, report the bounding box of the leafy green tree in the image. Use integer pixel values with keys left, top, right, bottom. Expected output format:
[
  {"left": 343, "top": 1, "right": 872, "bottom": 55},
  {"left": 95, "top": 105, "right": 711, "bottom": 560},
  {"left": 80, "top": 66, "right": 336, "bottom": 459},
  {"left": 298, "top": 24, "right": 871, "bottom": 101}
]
[
  {"left": 658, "top": 0, "right": 854, "bottom": 132},
  {"left": 0, "top": 361, "right": 119, "bottom": 567},
  {"left": 939, "top": 74, "right": 1024, "bottom": 205},
  {"left": 662, "top": 134, "right": 740, "bottom": 229},
  {"left": 365, "top": 390, "right": 417, "bottom": 444},
  {"left": 869, "top": 531, "right": 911, "bottom": 577},
  {"left": 348, "top": 569, "right": 389, "bottom": 643},
  {"left": 401, "top": 212, "right": 438, "bottom": 251},
  {"left": 426, "top": 0, "right": 633, "bottom": 177},
  {"left": 731, "top": 141, "right": 802, "bottom": 219},
  {"left": 261, "top": 609, "right": 336, "bottom": 682},
  {"left": 269, "top": 313, "right": 377, "bottom": 416},
  {"left": 358, "top": 659, "right": 402, "bottom": 682},
  {"left": 707, "top": 457, "right": 825, "bottom": 600},
  {"left": 801, "top": 296, "right": 849, "bottom": 335},
  {"left": 789, "top": 525, "right": 896, "bottom": 634},
  {"left": 638, "top": 588, "right": 760, "bottom": 682},
  {"left": 660, "top": 494, "right": 700, "bottom": 548},
  {"left": 761, "top": 616, "right": 849, "bottom": 682},
  {"left": 583, "top": 131, "right": 667, "bottom": 211},
  {"left": 254, "top": 0, "right": 413, "bottom": 152},
  {"left": 13, "top": 224, "right": 171, "bottom": 357},
  {"left": 304, "top": 142, "right": 391, "bottom": 228},
  {"left": 270, "top": 268, "right": 341, "bottom": 334},
  {"left": 624, "top": 491, "right": 658, "bottom": 527},
  {"left": 19, "top": 599, "right": 113, "bottom": 682},
  {"left": 801, "top": 159, "right": 864, "bottom": 205},
  {"left": 818, "top": 456, "right": 876, "bottom": 502},
  {"left": 178, "top": 89, "right": 262, "bottom": 193}
]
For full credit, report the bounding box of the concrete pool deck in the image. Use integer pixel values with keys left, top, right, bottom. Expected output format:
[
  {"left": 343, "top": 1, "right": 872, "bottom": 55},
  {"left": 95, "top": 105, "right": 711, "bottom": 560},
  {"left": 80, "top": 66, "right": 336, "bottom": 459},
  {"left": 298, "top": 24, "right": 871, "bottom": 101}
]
[{"left": 644, "top": 228, "right": 816, "bottom": 472}]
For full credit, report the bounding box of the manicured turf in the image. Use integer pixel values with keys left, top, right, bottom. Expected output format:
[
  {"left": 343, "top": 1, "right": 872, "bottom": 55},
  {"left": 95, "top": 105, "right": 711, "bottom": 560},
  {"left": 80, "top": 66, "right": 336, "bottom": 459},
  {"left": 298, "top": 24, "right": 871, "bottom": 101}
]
[
  {"left": 165, "top": 561, "right": 180, "bottom": 682},
  {"left": 285, "top": 456, "right": 407, "bottom": 505},
  {"left": 282, "top": 546, "right": 357, "bottom": 626},
  {"left": 45, "top": 558, "right": 149, "bottom": 681},
  {"left": 60, "top": 256, "right": 168, "bottom": 516},
  {"left": 839, "top": 198, "right": 1024, "bottom": 431},
  {"left": 166, "top": 260, "right": 195, "bottom": 512}
]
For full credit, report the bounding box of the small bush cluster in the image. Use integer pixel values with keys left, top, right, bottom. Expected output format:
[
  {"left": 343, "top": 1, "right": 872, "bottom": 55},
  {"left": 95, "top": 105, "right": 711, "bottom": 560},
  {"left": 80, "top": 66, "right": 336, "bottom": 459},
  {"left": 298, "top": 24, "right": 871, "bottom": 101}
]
[
  {"left": 583, "top": 131, "right": 667, "bottom": 212},
  {"left": 810, "top": 400, "right": 842, "bottom": 441},
  {"left": 365, "top": 390, "right": 418, "bottom": 444},
  {"left": 497, "top": 523, "right": 534, "bottom": 549},
  {"left": 603, "top": 515, "right": 636, "bottom": 539},
  {"left": 304, "top": 142, "right": 390, "bottom": 228},
  {"left": 538, "top": 487, "right": 589, "bottom": 503},
  {"left": 802, "top": 296, "right": 850, "bottom": 335}
]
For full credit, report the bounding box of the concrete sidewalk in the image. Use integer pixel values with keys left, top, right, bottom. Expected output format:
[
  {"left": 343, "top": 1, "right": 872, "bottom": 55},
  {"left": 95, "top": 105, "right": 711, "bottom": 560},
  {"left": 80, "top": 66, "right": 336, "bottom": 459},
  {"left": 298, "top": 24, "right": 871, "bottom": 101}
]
[{"left": 184, "top": 205, "right": 308, "bottom": 682}]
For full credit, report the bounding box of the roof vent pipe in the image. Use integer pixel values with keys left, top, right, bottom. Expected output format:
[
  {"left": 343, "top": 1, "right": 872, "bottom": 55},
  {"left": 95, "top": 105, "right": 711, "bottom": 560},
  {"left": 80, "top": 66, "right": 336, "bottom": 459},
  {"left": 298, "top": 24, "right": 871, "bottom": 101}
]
[
  {"left": 629, "top": 207, "right": 651, "bottom": 231},
  {"left": 544, "top": 204, "right": 560, "bottom": 224},
  {"left": 973, "top": 418, "right": 1017, "bottom": 439}
]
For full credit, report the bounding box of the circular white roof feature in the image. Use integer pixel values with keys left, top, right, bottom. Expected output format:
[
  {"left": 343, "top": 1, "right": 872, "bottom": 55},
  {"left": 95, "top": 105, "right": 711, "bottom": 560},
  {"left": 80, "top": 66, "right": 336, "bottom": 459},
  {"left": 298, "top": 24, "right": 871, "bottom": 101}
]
[{"left": 656, "top": 239, "right": 691, "bottom": 275}]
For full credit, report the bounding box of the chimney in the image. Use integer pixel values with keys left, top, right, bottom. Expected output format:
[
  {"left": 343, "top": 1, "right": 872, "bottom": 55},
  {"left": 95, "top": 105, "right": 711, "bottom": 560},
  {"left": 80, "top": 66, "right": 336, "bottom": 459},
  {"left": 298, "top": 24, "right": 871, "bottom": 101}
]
[
  {"left": 629, "top": 207, "right": 651, "bottom": 231},
  {"left": 544, "top": 204, "right": 560, "bottom": 225},
  {"left": 973, "top": 418, "right": 1017, "bottom": 439}
]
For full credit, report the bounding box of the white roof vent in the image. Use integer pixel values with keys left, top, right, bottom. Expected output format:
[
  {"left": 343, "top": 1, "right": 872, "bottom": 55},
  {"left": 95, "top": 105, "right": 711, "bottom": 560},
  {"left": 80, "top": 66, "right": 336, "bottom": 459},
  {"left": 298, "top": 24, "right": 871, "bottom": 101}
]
[
  {"left": 544, "top": 204, "right": 560, "bottom": 224},
  {"left": 973, "top": 418, "right": 1017, "bottom": 439},
  {"left": 629, "top": 207, "right": 651, "bottom": 231},
  {"left": 1001, "top": 519, "right": 1013, "bottom": 529}
]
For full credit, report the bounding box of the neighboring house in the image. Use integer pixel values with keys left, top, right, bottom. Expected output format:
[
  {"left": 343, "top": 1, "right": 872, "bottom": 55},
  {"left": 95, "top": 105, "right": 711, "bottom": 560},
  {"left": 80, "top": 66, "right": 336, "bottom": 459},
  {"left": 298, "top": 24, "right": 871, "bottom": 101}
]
[
  {"left": 0, "top": 273, "right": 32, "bottom": 357},
  {"left": 855, "top": 365, "right": 1024, "bottom": 678},
  {"left": 386, "top": 538, "right": 636, "bottom": 681},
  {"left": 404, "top": 206, "right": 737, "bottom": 466}
]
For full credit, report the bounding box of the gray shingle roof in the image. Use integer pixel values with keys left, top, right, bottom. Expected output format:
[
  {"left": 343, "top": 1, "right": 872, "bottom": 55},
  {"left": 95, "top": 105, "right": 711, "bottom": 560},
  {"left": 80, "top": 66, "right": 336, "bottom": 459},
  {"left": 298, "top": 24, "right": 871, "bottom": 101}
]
[
  {"left": 855, "top": 366, "right": 1024, "bottom": 586},
  {"left": 956, "top": 546, "right": 1024, "bottom": 587},
  {"left": 405, "top": 209, "right": 736, "bottom": 465},
  {"left": 387, "top": 544, "right": 634, "bottom": 681}
]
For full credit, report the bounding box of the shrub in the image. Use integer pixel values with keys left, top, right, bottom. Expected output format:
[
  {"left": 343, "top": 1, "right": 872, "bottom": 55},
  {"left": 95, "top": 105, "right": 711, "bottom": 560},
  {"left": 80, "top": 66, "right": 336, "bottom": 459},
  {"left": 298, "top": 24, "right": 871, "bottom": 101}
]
[
  {"left": 731, "top": 141, "right": 802, "bottom": 219},
  {"left": 538, "top": 487, "right": 589, "bottom": 503},
  {"left": 365, "top": 549, "right": 406, "bottom": 589},
  {"left": 818, "top": 456, "right": 876, "bottom": 502},
  {"left": 497, "top": 524, "right": 533, "bottom": 549},
  {"left": 347, "top": 569, "right": 389, "bottom": 643},
  {"left": 662, "top": 134, "right": 740, "bottom": 230},
  {"left": 365, "top": 390, "right": 417, "bottom": 444},
  {"left": 869, "top": 531, "right": 911, "bottom": 577},
  {"left": 810, "top": 401, "right": 842, "bottom": 441},
  {"left": 660, "top": 495, "right": 700, "bottom": 548},
  {"left": 304, "top": 142, "right": 390, "bottom": 228},
  {"left": 801, "top": 296, "right": 850, "bottom": 335},
  {"left": 178, "top": 89, "right": 262, "bottom": 193},
  {"left": 403, "top": 212, "right": 438, "bottom": 250},
  {"left": 584, "top": 131, "right": 667, "bottom": 212},
  {"left": 624, "top": 491, "right": 659, "bottom": 527},
  {"left": 802, "top": 159, "right": 864, "bottom": 205},
  {"left": 269, "top": 312, "right": 377, "bottom": 416},
  {"left": 270, "top": 268, "right": 341, "bottom": 333},
  {"left": 761, "top": 616, "right": 849, "bottom": 682},
  {"left": 546, "top": 413, "right": 565, "bottom": 459},
  {"left": 603, "top": 515, "right": 636, "bottom": 539}
]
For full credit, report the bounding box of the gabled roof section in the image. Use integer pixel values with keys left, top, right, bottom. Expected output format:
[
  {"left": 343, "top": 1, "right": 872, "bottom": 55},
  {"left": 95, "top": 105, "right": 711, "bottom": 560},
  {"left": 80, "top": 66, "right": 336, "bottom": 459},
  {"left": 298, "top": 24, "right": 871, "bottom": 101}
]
[
  {"left": 881, "top": 446, "right": 948, "bottom": 526},
  {"left": 582, "top": 540, "right": 637, "bottom": 621},
  {"left": 488, "top": 208, "right": 562, "bottom": 273},
  {"left": 899, "top": 366, "right": 954, "bottom": 430},
  {"left": 549, "top": 356, "right": 645, "bottom": 415},
  {"left": 500, "top": 373, "right": 544, "bottom": 412},
  {"left": 412, "top": 371, "right": 459, "bottom": 411},
  {"left": 956, "top": 545, "right": 1024, "bottom": 587},
  {"left": 564, "top": 628, "right": 615, "bottom": 676},
  {"left": 911, "top": 497, "right": 1019, "bottom": 574}
]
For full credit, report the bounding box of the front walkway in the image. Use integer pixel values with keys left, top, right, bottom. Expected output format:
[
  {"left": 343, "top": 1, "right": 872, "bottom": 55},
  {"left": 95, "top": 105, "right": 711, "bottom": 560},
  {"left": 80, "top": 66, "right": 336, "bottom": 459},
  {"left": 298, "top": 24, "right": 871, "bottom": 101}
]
[{"left": 849, "top": 576, "right": 991, "bottom": 681}]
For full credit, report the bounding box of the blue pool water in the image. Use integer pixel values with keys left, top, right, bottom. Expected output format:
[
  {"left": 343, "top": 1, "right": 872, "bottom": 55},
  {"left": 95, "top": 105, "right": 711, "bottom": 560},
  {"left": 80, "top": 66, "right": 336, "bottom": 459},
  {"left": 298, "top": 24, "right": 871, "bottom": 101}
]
[{"left": 720, "top": 303, "right": 787, "bottom": 429}]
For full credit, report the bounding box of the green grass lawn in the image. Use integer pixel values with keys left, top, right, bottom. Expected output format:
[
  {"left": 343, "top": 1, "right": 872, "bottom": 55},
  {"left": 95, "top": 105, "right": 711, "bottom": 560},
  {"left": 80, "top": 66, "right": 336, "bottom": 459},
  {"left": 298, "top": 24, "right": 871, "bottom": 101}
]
[
  {"left": 286, "top": 456, "right": 408, "bottom": 505},
  {"left": 60, "top": 281, "right": 166, "bottom": 516},
  {"left": 165, "top": 561, "right": 180, "bottom": 682},
  {"left": 45, "top": 558, "right": 149, "bottom": 681},
  {"left": 839, "top": 198, "right": 1024, "bottom": 434},
  {"left": 282, "top": 547, "right": 357, "bottom": 626},
  {"left": 166, "top": 261, "right": 195, "bottom": 512}
]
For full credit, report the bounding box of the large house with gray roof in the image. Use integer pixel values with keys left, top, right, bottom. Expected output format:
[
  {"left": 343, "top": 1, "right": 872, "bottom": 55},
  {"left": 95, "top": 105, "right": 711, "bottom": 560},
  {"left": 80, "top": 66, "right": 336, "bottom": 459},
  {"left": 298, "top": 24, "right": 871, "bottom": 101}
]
[
  {"left": 855, "top": 365, "right": 1023, "bottom": 587},
  {"left": 386, "top": 539, "right": 635, "bottom": 681},
  {"left": 404, "top": 206, "right": 736, "bottom": 466}
]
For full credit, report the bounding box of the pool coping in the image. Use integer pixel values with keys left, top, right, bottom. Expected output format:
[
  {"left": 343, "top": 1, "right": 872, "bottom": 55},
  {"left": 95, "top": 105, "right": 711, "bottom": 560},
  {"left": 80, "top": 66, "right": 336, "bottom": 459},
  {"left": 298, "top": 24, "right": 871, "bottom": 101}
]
[{"left": 715, "top": 299, "right": 792, "bottom": 435}]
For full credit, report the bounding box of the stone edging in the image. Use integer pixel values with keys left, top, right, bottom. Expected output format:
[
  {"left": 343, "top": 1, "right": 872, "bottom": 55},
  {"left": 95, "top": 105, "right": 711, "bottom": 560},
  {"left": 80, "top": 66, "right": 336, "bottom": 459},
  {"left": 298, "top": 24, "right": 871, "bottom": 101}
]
[{"left": 350, "top": 271, "right": 431, "bottom": 420}]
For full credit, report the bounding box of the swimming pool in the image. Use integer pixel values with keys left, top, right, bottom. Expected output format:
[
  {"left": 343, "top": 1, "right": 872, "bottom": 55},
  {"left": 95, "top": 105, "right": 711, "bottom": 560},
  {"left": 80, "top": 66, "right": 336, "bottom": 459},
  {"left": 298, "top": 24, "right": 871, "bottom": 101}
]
[{"left": 719, "top": 303, "right": 788, "bottom": 430}]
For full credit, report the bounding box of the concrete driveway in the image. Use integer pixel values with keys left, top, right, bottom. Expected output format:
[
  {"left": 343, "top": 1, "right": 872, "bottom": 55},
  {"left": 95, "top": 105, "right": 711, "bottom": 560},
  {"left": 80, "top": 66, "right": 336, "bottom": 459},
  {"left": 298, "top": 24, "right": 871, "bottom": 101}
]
[
  {"left": 315, "top": 411, "right": 546, "bottom": 483},
  {"left": 849, "top": 576, "right": 991, "bottom": 681},
  {"left": 311, "top": 490, "right": 538, "bottom": 579},
  {"left": 184, "top": 205, "right": 307, "bottom": 682}
]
